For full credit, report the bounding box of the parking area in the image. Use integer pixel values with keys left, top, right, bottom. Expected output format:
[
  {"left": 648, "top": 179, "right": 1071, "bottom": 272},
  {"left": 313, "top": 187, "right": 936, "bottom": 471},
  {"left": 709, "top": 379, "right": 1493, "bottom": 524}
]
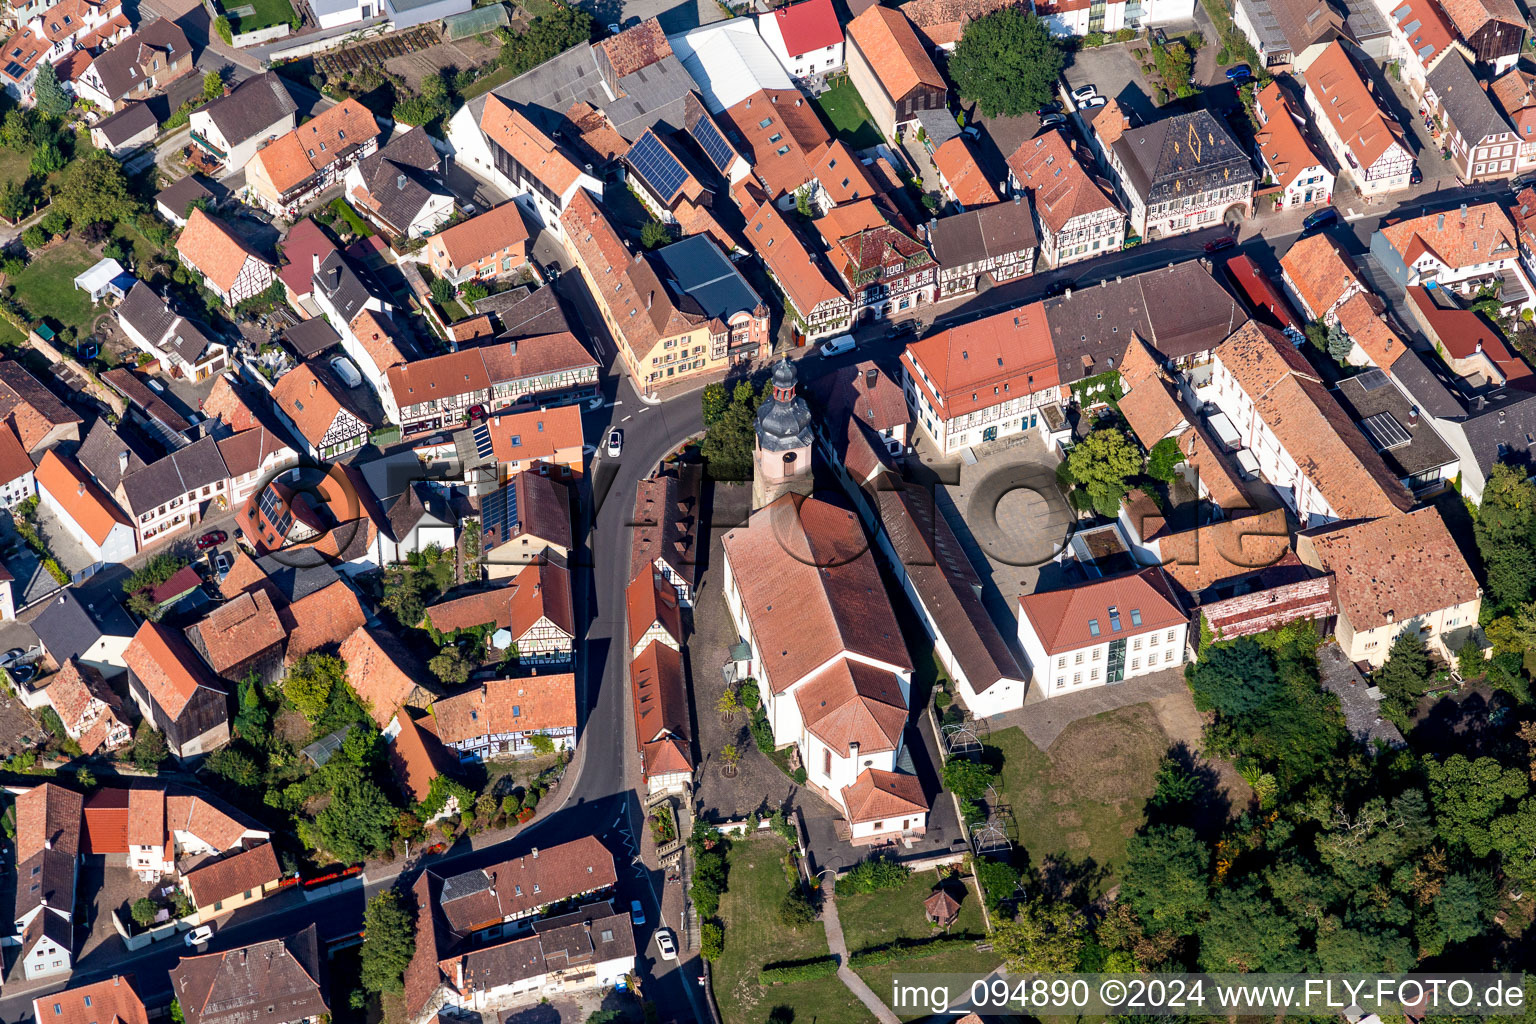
[
  {"left": 1061, "top": 42, "right": 1161, "bottom": 127},
  {"left": 577, "top": 0, "right": 727, "bottom": 36}
]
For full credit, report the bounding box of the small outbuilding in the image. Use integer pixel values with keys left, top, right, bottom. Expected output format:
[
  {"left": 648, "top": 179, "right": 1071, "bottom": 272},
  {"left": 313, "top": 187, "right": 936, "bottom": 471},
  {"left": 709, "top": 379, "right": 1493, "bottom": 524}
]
[{"left": 923, "top": 887, "right": 961, "bottom": 929}]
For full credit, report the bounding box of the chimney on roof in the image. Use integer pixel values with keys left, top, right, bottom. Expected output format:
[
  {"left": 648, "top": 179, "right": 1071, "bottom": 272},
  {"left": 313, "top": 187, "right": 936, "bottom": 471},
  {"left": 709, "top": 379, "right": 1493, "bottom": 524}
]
[
  {"left": 44, "top": 840, "right": 51, "bottom": 850},
  {"left": 532, "top": 847, "right": 539, "bottom": 858},
  {"left": 647, "top": 291, "right": 653, "bottom": 310},
  {"left": 1409, "top": 405, "right": 1419, "bottom": 422},
  {"left": 865, "top": 367, "right": 877, "bottom": 388},
  {"left": 1065, "top": 287, "right": 1072, "bottom": 299},
  {"left": 118, "top": 450, "right": 129, "bottom": 476},
  {"left": 849, "top": 740, "right": 859, "bottom": 759},
  {"left": 1438, "top": 213, "right": 1445, "bottom": 229},
  {"left": 1461, "top": 203, "right": 1469, "bottom": 219}
]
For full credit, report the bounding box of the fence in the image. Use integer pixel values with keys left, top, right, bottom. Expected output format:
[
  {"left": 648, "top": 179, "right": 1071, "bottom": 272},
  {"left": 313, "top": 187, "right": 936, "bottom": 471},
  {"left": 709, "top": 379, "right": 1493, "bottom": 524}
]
[
  {"left": 112, "top": 907, "right": 193, "bottom": 951},
  {"left": 231, "top": 22, "right": 292, "bottom": 47}
]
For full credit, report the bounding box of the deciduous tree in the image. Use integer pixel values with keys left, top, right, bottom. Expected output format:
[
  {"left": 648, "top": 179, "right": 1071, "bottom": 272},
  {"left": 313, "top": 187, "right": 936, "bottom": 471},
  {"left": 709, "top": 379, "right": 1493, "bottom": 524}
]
[
  {"left": 360, "top": 889, "right": 415, "bottom": 993},
  {"left": 951, "top": 9, "right": 1064, "bottom": 117}
]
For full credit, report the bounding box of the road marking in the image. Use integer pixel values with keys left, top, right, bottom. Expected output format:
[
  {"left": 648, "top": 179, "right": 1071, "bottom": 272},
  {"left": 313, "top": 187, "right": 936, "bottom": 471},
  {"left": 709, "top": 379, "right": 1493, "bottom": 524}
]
[{"left": 622, "top": 414, "right": 632, "bottom": 422}]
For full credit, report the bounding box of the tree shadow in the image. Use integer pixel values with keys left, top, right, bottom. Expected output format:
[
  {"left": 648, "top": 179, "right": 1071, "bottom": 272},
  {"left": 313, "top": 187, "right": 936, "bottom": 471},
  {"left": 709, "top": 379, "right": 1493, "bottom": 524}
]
[
  {"left": 1035, "top": 851, "right": 1106, "bottom": 906},
  {"left": 1408, "top": 687, "right": 1524, "bottom": 761},
  {"left": 1144, "top": 741, "right": 1230, "bottom": 843}
]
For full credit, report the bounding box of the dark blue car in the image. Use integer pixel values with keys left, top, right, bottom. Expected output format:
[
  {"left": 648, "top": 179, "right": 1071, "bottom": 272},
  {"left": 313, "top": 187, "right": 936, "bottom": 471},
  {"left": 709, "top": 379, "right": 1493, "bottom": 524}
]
[
  {"left": 1302, "top": 207, "right": 1339, "bottom": 232},
  {"left": 1226, "top": 64, "right": 1252, "bottom": 81}
]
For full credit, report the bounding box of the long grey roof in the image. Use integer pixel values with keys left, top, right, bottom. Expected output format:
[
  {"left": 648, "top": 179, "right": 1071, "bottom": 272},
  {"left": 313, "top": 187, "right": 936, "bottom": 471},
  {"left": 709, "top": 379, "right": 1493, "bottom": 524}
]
[
  {"left": 313, "top": 251, "right": 375, "bottom": 324},
  {"left": 1427, "top": 50, "right": 1511, "bottom": 146},
  {"left": 116, "top": 284, "right": 221, "bottom": 365},
  {"left": 351, "top": 128, "right": 449, "bottom": 235},
  {"left": 652, "top": 235, "right": 762, "bottom": 322},
  {"left": 95, "top": 101, "right": 157, "bottom": 147},
  {"left": 77, "top": 418, "right": 151, "bottom": 493},
  {"left": 1332, "top": 370, "right": 1458, "bottom": 478},
  {"left": 90, "top": 19, "right": 191, "bottom": 101},
  {"left": 201, "top": 72, "right": 298, "bottom": 147},
  {"left": 474, "top": 284, "right": 571, "bottom": 338},
  {"left": 927, "top": 195, "right": 1039, "bottom": 268},
  {"left": 120, "top": 435, "right": 229, "bottom": 513}
]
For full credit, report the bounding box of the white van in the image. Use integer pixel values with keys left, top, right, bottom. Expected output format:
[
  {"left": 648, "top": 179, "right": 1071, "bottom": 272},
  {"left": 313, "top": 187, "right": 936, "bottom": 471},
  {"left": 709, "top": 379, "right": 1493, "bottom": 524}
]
[
  {"left": 330, "top": 355, "right": 364, "bottom": 389},
  {"left": 819, "top": 334, "right": 856, "bottom": 358}
]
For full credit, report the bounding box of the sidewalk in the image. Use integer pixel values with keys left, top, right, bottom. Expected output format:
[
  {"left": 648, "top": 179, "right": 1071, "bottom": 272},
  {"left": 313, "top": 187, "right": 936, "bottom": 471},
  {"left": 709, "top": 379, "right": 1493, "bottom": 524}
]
[{"left": 820, "top": 875, "right": 900, "bottom": 1024}]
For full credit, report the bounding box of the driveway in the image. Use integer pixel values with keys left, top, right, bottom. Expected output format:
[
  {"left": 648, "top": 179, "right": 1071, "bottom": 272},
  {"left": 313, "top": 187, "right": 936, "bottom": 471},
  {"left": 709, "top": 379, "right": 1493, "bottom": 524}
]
[
  {"left": 579, "top": 0, "right": 727, "bottom": 35},
  {"left": 1060, "top": 41, "right": 1160, "bottom": 127}
]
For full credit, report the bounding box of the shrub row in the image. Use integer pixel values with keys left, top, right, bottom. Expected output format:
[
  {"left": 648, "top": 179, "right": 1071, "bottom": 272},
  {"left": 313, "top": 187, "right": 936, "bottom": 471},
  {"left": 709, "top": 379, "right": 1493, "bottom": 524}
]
[
  {"left": 848, "top": 936, "right": 981, "bottom": 969},
  {"left": 758, "top": 956, "right": 839, "bottom": 984}
]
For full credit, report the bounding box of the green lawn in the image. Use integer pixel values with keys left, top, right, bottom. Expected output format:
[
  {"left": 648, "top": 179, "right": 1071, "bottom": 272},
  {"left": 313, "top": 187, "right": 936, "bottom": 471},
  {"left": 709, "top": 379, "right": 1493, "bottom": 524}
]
[
  {"left": 224, "top": 0, "right": 294, "bottom": 34},
  {"left": 839, "top": 868, "right": 999, "bottom": 1018},
  {"left": 13, "top": 240, "right": 103, "bottom": 335},
  {"left": 0, "top": 147, "right": 30, "bottom": 189},
  {"left": 990, "top": 703, "right": 1171, "bottom": 893},
  {"left": 713, "top": 836, "right": 875, "bottom": 1024},
  {"left": 814, "top": 79, "right": 885, "bottom": 150}
]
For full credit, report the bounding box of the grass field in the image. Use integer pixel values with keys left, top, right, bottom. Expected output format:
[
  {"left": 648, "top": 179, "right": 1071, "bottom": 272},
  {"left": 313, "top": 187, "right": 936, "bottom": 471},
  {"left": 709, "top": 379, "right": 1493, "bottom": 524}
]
[
  {"left": 13, "top": 241, "right": 102, "bottom": 335},
  {"left": 815, "top": 79, "right": 884, "bottom": 150},
  {"left": 990, "top": 703, "right": 1172, "bottom": 893},
  {"left": 713, "top": 836, "right": 874, "bottom": 1024},
  {"left": 0, "top": 147, "right": 30, "bottom": 189},
  {"left": 224, "top": 0, "right": 294, "bottom": 34},
  {"left": 839, "top": 868, "right": 999, "bottom": 1017}
]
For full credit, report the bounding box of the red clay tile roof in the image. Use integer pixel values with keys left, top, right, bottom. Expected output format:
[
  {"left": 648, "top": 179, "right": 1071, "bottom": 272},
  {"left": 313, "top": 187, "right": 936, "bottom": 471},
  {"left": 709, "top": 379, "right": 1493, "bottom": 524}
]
[
  {"left": 841, "top": 768, "right": 927, "bottom": 823},
  {"left": 32, "top": 974, "right": 150, "bottom": 1024},
  {"left": 1437, "top": 0, "right": 1523, "bottom": 40},
  {"left": 1303, "top": 506, "right": 1479, "bottom": 629},
  {"left": 186, "top": 589, "right": 286, "bottom": 675},
  {"left": 898, "top": 0, "right": 1017, "bottom": 47},
  {"left": 847, "top": 4, "right": 945, "bottom": 99},
  {"left": 1334, "top": 291, "right": 1405, "bottom": 369},
  {"left": 486, "top": 404, "right": 584, "bottom": 467},
  {"left": 280, "top": 580, "right": 367, "bottom": 663},
  {"left": 44, "top": 657, "right": 121, "bottom": 740},
  {"left": 625, "top": 568, "right": 682, "bottom": 651},
  {"left": 1006, "top": 131, "right": 1117, "bottom": 234},
  {"left": 901, "top": 301, "right": 1058, "bottom": 420},
  {"left": 1403, "top": 285, "right": 1532, "bottom": 383},
  {"left": 722, "top": 91, "right": 878, "bottom": 203},
  {"left": 15, "top": 781, "right": 82, "bottom": 863},
  {"left": 0, "top": 421, "right": 32, "bottom": 487},
  {"left": 340, "top": 626, "right": 432, "bottom": 729},
  {"left": 125, "top": 621, "right": 220, "bottom": 720},
  {"left": 721, "top": 496, "right": 911, "bottom": 694},
  {"left": 251, "top": 99, "right": 380, "bottom": 195},
  {"left": 595, "top": 17, "right": 673, "bottom": 78},
  {"left": 1255, "top": 81, "right": 1329, "bottom": 189},
  {"left": 1379, "top": 201, "right": 1520, "bottom": 272},
  {"left": 794, "top": 658, "right": 908, "bottom": 755},
  {"left": 1280, "top": 232, "right": 1361, "bottom": 319},
  {"left": 36, "top": 450, "right": 131, "bottom": 545},
  {"left": 182, "top": 842, "right": 280, "bottom": 908},
  {"left": 1215, "top": 320, "right": 1417, "bottom": 519},
  {"left": 388, "top": 712, "right": 456, "bottom": 802},
  {"left": 177, "top": 209, "right": 270, "bottom": 294},
  {"left": 271, "top": 363, "right": 358, "bottom": 446},
  {"left": 481, "top": 96, "right": 584, "bottom": 198},
  {"left": 429, "top": 202, "right": 530, "bottom": 271},
  {"left": 1018, "top": 566, "right": 1187, "bottom": 656},
  {"left": 740, "top": 184, "right": 846, "bottom": 316},
  {"left": 1157, "top": 508, "right": 1293, "bottom": 595},
  {"left": 430, "top": 674, "right": 576, "bottom": 744},
  {"left": 1116, "top": 335, "right": 1188, "bottom": 447},
  {"left": 1305, "top": 42, "right": 1409, "bottom": 170},
  {"left": 631, "top": 639, "right": 690, "bottom": 761},
  {"left": 931, "top": 137, "right": 999, "bottom": 207}
]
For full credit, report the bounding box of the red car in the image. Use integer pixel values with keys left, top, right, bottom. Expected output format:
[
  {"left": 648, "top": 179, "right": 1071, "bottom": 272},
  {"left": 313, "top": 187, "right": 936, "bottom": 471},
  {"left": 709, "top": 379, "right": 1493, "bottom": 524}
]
[
  {"left": 468, "top": 404, "right": 487, "bottom": 422},
  {"left": 196, "top": 530, "right": 227, "bottom": 551},
  {"left": 1205, "top": 236, "right": 1237, "bottom": 253}
]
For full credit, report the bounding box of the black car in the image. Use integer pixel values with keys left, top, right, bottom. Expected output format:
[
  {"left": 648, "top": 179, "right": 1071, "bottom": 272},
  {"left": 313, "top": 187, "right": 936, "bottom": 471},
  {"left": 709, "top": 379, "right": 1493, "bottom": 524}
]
[
  {"left": 1301, "top": 207, "right": 1339, "bottom": 233},
  {"left": 1411, "top": 166, "right": 1424, "bottom": 186}
]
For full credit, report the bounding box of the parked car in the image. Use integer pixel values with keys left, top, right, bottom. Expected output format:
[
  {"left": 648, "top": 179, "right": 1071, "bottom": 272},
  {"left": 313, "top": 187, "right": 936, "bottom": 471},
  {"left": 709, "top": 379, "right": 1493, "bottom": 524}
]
[
  {"left": 961, "top": 125, "right": 981, "bottom": 139},
  {"left": 185, "top": 926, "right": 213, "bottom": 947},
  {"left": 1070, "top": 84, "right": 1098, "bottom": 104},
  {"left": 1204, "top": 235, "right": 1237, "bottom": 253},
  {"left": 1082, "top": 96, "right": 1108, "bottom": 108},
  {"left": 1301, "top": 207, "right": 1340, "bottom": 233},
  {"left": 212, "top": 552, "right": 232, "bottom": 580},
  {"left": 468, "top": 404, "right": 486, "bottom": 422},
  {"left": 819, "top": 334, "right": 856, "bottom": 357},
  {"left": 329, "top": 355, "right": 363, "bottom": 389},
  {"left": 196, "top": 530, "right": 227, "bottom": 551},
  {"left": 1040, "top": 113, "right": 1067, "bottom": 129},
  {"left": 630, "top": 900, "right": 645, "bottom": 927},
  {"left": 1, "top": 647, "right": 25, "bottom": 666},
  {"left": 1226, "top": 64, "right": 1252, "bottom": 81},
  {"left": 1035, "top": 103, "right": 1059, "bottom": 117},
  {"left": 655, "top": 929, "right": 678, "bottom": 961},
  {"left": 1411, "top": 166, "right": 1424, "bottom": 185},
  {"left": 146, "top": 378, "right": 165, "bottom": 393},
  {"left": 606, "top": 429, "right": 623, "bottom": 458},
  {"left": 608, "top": 21, "right": 621, "bottom": 33},
  {"left": 544, "top": 263, "right": 561, "bottom": 281}
]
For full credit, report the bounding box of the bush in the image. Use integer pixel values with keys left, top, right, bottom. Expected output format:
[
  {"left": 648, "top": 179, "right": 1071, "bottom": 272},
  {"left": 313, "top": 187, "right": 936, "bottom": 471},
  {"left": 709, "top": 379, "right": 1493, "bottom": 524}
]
[
  {"left": 737, "top": 679, "right": 760, "bottom": 710},
  {"left": 329, "top": 198, "right": 373, "bottom": 238},
  {"left": 759, "top": 956, "right": 839, "bottom": 984},
  {"left": 21, "top": 226, "right": 47, "bottom": 250},
  {"left": 842, "top": 854, "right": 911, "bottom": 894},
  {"left": 214, "top": 15, "right": 231, "bottom": 43},
  {"left": 848, "top": 936, "right": 978, "bottom": 968},
  {"left": 131, "top": 896, "right": 159, "bottom": 928},
  {"left": 778, "top": 886, "right": 817, "bottom": 928},
  {"left": 701, "top": 920, "right": 724, "bottom": 960}
]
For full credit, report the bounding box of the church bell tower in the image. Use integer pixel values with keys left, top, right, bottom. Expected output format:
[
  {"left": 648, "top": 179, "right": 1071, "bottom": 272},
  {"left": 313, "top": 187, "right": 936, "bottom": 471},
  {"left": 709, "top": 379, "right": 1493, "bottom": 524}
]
[{"left": 752, "top": 358, "right": 814, "bottom": 510}]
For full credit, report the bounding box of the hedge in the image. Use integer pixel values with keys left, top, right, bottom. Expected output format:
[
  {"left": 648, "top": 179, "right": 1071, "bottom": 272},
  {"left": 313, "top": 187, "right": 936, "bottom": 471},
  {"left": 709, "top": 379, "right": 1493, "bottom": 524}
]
[
  {"left": 758, "top": 956, "right": 839, "bottom": 984},
  {"left": 847, "top": 936, "right": 982, "bottom": 969}
]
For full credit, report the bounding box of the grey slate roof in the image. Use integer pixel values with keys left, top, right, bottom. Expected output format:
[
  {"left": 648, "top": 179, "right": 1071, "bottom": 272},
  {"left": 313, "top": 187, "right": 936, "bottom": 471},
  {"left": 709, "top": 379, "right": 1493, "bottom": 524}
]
[
  {"left": 1044, "top": 261, "right": 1246, "bottom": 380},
  {"left": 77, "top": 418, "right": 152, "bottom": 493},
  {"left": 1318, "top": 642, "right": 1405, "bottom": 748},
  {"left": 119, "top": 436, "right": 229, "bottom": 515},
  {"left": 32, "top": 588, "right": 137, "bottom": 665},
  {"left": 652, "top": 235, "right": 763, "bottom": 323},
  {"left": 282, "top": 317, "right": 342, "bottom": 358},
  {"left": 200, "top": 72, "right": 297, "bottom": 148},
  {"left": 927, "top": 195, "right": 1039, "bottom": 268},
  {"left": 1427, "top": 49, "right": 1511, "bottom": 145},
  {"left": 1386, "top": 347, "right": 1464, "bottom": 418},
  {"left": 156, "top": 175, "right": 215, "bottom": 219},
  {"left": 0, "top": 361, "right": 82, "bottom": 433},
  {"left": 254, "top": 555, "right": 342, "bottom": 603},
  {"left": 116, "top": 284, "right": 221, "bottom": 366},
  {"left": 89, "top": 19, "right": 191, "bottom": 102},
  {"left": 1331, "top": 369, "right": 1458, "bottom": 478},
  {"left": 350, "top": 128, "right": 450, "bottom": 235},
  {"left": 313, "top": 251, "right": 376, "bottom": 324},
  {"left": 95, "top": 101, "right": 157, "bottom": 147},
  {"left": 468, "top": 40, "right": 696, "bottom": 146},
  {"left": 1111, "top": 108, "right": 1256, "bottom": 203},
  {"left": 473, "top": 284, "right": 571, "bottom": 338}
]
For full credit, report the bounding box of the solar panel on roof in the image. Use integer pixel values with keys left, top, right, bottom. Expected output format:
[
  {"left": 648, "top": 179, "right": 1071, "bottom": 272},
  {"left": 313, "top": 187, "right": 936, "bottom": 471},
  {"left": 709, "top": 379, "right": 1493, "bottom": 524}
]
[
  {"left": 481, "top": 481, "right": 518, "bottom": 545},
  {"left": 691, "top": 114, "right": 735, "bottom": 172},
  {"left": 627, "top": 131, "right": 688, "bottom": 204},
  {"left": 473, "top": 423, "right": 494, "bottom": 460},
  {"left": 1361, "top": 411, "right": 1412, "bottom": 451},
  {"left": 1356, "top": 368, "right": 1390, "bottom": 391}
]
